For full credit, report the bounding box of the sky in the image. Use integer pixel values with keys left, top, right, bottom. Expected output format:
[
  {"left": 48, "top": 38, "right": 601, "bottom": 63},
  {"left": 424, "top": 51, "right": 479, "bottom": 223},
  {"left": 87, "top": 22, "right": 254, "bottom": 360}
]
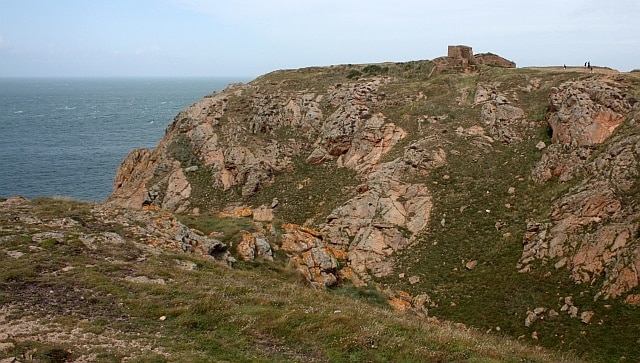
[{"left": 0, "top": 0, "right": 639, "bottom": 77}]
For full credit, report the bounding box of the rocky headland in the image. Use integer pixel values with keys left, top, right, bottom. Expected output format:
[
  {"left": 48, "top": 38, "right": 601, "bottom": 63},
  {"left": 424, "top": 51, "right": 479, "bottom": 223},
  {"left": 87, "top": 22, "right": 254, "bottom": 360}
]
[{"left": 2, "top": 46, "right": 640, "bottom": 361}]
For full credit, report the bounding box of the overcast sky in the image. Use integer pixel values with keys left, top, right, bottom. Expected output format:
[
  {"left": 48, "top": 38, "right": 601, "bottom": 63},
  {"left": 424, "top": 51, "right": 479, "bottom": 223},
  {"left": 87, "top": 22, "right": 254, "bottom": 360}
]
[{"left": 1, "top": 0, "right": 638, "bottom": 77}]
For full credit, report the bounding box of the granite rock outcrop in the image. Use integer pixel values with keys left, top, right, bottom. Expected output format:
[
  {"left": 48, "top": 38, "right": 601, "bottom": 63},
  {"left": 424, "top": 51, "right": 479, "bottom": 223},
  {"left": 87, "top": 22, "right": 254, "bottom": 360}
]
[
  {"left": 520, "top": 78, "right": 640, "bottom": 300},
  {"left": 108, "top": 73, "right": 440, "bottom": 286},
  {"left": 108, "top": 54, "right": 640, "bottom": 303},
  {"left": 1, "top": 197, "right": 231, "bottom": 263}
]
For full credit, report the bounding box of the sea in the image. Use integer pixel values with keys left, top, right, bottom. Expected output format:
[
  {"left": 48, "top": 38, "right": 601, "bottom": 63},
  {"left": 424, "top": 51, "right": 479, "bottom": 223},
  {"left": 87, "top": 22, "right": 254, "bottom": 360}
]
[{"left": 0, "top": 77, "right": 250, "bottom": 201}]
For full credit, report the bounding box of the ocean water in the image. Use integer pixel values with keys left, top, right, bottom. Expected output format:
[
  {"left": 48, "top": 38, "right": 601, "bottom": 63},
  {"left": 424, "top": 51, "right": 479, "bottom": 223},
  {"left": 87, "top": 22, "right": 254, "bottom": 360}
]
[{"left": 0, "top": 77, "right": 249, "bottom": 201}]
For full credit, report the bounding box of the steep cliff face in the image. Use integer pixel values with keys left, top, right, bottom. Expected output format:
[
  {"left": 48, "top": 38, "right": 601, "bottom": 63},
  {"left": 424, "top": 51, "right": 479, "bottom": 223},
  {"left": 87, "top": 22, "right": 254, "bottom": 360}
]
[
  {"left": 521, "top": 78, "right": 640, "bottom": 301},
  {"left": 109, "top": 66, "right": 442, "bottom": 285},
  {"left": 109, "top": 63, "right": 640, "bottom": 302},
  {"left": 104, "top": 61, "right": 640, "bottom": 359}
]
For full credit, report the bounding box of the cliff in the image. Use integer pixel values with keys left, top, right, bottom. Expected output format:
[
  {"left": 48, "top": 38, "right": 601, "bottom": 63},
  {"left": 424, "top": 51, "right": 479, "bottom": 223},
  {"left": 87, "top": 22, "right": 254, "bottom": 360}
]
[{"left": 106, "top": 51, "right": 638, "bottom": 360}]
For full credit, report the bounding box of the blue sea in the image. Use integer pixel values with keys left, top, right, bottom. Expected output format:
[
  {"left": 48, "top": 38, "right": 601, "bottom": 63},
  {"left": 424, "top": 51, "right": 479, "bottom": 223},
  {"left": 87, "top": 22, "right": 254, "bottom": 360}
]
[{"left": 0, "top": 77, "right": 250, "bottom": 201}]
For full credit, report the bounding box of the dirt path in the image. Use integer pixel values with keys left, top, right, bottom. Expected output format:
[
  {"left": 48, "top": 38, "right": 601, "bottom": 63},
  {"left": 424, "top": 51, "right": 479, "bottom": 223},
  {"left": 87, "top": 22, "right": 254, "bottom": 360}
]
[{"left": 523, "top": 66, "right": 621, "bottom": 75}]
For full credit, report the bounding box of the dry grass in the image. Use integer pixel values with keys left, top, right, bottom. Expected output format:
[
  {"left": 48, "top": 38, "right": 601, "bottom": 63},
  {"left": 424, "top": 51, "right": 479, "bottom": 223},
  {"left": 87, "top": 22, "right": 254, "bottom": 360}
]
[
  {"left": 0, "top": 197, "right": 582, "bottom": 362},
  {"left": 4, "top": 62, "right": 640, "bottom": 362}
]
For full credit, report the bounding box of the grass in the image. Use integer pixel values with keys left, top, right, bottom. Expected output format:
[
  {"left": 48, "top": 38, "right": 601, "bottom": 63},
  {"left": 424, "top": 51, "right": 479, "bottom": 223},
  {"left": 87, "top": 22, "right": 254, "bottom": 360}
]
[
  {"left": 247, "top": 156, "right": 360, "bottom": 227},
  {"left": 371, "top": 69, "right": 640, "bottom": 362},
  {"left": 0, "top": 198, "right": 581, "bottom": 362},
  {"left": 176, "top": 213, "right": 257, "bottom": 245},
  {"left": 6, "top": 63, "right": 640, "bottom": 362},
  {"left": 144, "top": 64, "right": 640, "bottom": 361}
]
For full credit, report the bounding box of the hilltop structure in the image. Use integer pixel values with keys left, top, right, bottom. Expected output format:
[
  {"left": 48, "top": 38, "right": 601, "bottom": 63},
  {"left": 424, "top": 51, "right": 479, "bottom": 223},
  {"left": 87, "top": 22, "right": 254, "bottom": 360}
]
[
  {"left": 430, "top": 45, "right": 516, "bottom": 76},
  {"left": 2, "top": 45, "right": 640, "bottom": 360}
]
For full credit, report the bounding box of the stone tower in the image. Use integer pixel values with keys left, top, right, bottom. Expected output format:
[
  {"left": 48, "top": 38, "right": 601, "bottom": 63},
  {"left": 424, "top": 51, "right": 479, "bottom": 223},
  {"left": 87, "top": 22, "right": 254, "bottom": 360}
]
[
  {"left": 447, "top": 45, "right": 476, "bottom": 66},
  {"left": 429, "top": 45, "right": 515, "bottom": 77}
]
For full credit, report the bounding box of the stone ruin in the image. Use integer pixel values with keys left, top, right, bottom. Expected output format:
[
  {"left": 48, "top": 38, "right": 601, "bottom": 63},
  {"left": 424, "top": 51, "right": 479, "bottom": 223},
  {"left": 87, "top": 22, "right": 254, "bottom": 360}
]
[
  {"left": 447, "top": 45, "right": 475, "bottom": 68},
  {"left": 429, "top": 45, "right": 515, "bottom": 76}
]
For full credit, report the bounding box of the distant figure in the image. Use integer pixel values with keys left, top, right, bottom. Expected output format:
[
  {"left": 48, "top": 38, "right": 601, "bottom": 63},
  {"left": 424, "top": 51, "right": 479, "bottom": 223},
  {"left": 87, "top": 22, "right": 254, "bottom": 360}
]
[
  {"left": 585, "top": 61, "right": 587, "bottom": 67},
  {"left": 590, "top": 66, "right": 593, "bottom": 73},
  {"left": 563, "top": 64, "right": 566, "bottom": 69},
  {"left": 588, "top": 61, "right": 591, "bottom": 68}
]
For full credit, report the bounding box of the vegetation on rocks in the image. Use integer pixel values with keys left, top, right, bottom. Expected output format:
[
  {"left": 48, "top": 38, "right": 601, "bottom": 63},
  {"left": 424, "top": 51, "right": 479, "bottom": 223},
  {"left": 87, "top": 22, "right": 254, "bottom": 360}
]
[
  {"left": 0, "top": 196, "right": 578, "bottom": 362},
  {"left": 3, "top": 50, "right": 640, "bottom": 361}
]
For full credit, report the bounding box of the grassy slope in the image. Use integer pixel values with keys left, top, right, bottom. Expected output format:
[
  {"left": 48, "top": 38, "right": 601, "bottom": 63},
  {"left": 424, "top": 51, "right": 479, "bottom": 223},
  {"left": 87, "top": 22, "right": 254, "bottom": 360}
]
[
  {"left": 0, "top": 198, "right": 580, "bottom": 362},
  {"left": 370, "top": 69, "right": 640, "bottom": 362},
  {"left": 176, "top": 65, "right": 640, "bottom": 362},
  {"left": 3, "top": 65, "right": 638, "bottom": 362}
]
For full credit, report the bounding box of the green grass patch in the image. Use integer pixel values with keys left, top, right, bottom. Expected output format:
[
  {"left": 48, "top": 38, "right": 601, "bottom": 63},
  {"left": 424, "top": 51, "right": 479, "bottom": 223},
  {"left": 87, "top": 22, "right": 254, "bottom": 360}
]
[
  {"left": 248, "top": 156, "right": 360, "bottom": 227},
  {"left": 176, "top": 213, "right": 256, "bottom": 245}
]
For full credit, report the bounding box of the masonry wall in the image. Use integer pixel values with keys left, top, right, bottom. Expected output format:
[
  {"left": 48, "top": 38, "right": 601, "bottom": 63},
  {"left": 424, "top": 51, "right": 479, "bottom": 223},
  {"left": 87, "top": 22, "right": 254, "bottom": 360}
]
[{"left": 447, "top": 45, "right": 475, "bottom": 64}]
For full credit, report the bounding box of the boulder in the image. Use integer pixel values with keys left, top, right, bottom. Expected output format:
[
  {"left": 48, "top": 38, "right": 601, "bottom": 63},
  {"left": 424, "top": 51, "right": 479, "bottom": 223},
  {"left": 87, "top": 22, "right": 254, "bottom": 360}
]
[
  {"left": 465, "top": 260, "right": 478, "bottom": 270},
  {"left": 279, "top": 224, "right": 341, "bottom": 288},
  {"left": 475, "top": 81, "right": 526, "bottom": 144},
  {"left": 581, "top": 311, "right": 595, "bottom": 324},
  {"left": 481, "top": 101, "right": 525, "bottom": 144},
  {"left": 252, "top": 206, "right": 274, "bottom": 222},
  {"left": 237, "top": 232, "right": 273, "bottom": 262}
]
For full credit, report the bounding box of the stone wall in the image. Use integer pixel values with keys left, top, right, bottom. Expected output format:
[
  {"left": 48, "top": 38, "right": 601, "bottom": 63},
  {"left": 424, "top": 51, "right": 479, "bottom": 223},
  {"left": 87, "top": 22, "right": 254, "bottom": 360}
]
[{"left": 448, "top": 45, "right": 476, "bottom": 65}]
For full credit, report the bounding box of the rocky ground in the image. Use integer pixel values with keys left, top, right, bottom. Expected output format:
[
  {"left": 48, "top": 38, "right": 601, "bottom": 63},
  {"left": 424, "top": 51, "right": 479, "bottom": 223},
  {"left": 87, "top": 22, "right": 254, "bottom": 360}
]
[
  {"left": 0, "top": 196, "right": 580, "bottom": 362},
  {"left": 103, "top": 57, "right": 640, "bottom": 361},
  {"left": 3, "top": 52, "right": 640, "bottom": 361}
]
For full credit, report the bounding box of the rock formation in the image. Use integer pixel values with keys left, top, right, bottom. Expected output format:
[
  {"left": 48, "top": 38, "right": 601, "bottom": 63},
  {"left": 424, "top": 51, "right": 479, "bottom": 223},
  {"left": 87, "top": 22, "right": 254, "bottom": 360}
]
[
  {"left": 108, "top": 51, "right": 639, "bottom": 306},
  {"left": 108, "top": 72, "right": 441, "bottom": 286},
  {"left": 6, "top": 48, "right": 640, "bottom": 359},
  {"left": 1, "top": 197, "right": 231, "bottom": 263},
  {"left": 521, "top": 78, "right": 640, "bottom": 300}
]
